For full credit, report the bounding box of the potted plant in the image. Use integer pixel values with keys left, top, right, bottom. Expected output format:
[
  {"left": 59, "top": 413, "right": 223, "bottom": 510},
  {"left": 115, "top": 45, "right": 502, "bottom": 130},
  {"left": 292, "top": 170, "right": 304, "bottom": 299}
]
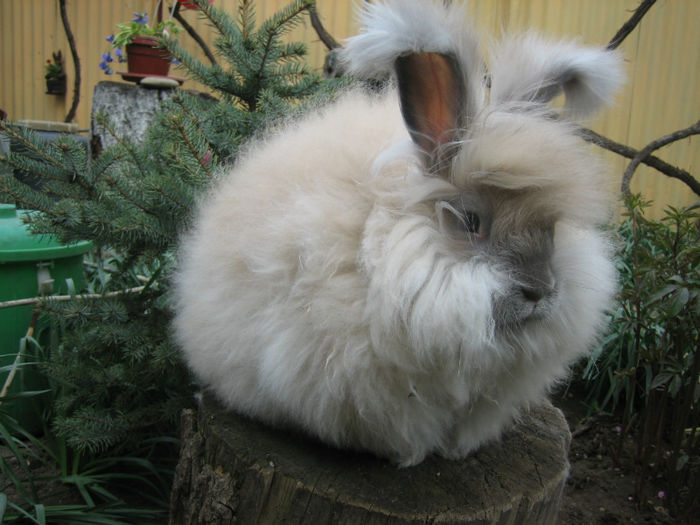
[
  {"left": 176, "top": 0, "right": 214, "bottom": 9},
  {"left": 101, "top": 10, "right": 180, "bottom": 79},
  {"left": 45, "top": 51, "right": 67, "bottom": 95}
]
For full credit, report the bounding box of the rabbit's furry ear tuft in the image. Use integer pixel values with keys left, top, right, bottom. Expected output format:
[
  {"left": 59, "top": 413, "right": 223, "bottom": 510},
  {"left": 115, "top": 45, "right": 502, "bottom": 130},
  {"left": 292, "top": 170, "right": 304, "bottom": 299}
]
[
  {"left": 340, "top": 0, "right": 484, "bottom": 168},
  {"left": 489, "top": 34, "right": 625, "bottom": 117},
  {"left": 340, "top": 0, "right": 469, "bottom": 79}
]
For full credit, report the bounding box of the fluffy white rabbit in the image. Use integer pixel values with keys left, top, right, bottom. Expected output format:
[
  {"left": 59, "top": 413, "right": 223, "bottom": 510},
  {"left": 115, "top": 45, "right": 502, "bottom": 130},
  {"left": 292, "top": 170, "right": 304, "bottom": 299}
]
[{"left": 173, "top": 0, "right": 623, "bottom": 466}]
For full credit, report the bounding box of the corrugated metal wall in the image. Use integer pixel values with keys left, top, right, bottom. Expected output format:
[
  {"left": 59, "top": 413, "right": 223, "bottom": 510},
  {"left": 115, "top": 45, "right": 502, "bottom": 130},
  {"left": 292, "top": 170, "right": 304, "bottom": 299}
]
[{"left": 1, "top": 0, "right": 697, "bottom": 215}]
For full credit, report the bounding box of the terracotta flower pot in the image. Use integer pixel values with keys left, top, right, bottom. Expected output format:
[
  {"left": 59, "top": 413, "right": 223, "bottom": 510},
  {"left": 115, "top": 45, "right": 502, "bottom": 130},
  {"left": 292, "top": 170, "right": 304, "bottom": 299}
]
[
  {"left": 126, "top": 36, "right": 170, "bottom": 77},
  {"left": 177, "top": 0, "right": 214, "bottom": 9}
]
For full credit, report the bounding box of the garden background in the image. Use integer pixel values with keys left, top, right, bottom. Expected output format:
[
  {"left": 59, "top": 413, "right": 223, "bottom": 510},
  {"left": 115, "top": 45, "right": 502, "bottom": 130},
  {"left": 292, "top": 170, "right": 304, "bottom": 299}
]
[
  {"left": 0, "top": 0, "right": 697, "bottom": 523},
  {"left": 0, "top": 0, "right": 698, "bottom": 216}
]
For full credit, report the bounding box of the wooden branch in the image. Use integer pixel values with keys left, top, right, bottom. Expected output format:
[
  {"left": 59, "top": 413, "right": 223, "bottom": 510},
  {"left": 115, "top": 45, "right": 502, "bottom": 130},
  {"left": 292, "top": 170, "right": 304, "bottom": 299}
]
[
  {"left": 173, "top": 4, "right": 218, "bottom": 65},
  {"left": 309, "top": 6, "right": 340, "bottom": 50},
  {"left": 606, "top": 0, "right": 657, "bottom": 50},
  {"left": 0, "top": 310, "right": 38, "bottom": 402},
  {"left": 620, "top": 120, "right": 700, "bottom": 196},
  {"left": 59, "top": 0, "right": 81, "bottom": 123},
  {"left": 579, "top": 127, "right": 700, "bottom": 197},
  {"left": 0, "top": 287, "right": 146, "bottom": 311}
]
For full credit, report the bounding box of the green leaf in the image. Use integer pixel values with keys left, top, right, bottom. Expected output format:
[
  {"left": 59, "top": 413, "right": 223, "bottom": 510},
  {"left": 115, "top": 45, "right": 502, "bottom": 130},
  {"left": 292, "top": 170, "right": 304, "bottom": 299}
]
[
  {"left": 646, "top": 283, "right": 676, "bottom": 305},
  {"left": 34, "top": 504, "right": 46, "bottom": 525},
  {"left": 668, "top": 287, "right": 690, "bottom": 316},
  {"left": 676, "top": 454, "right": 689, "bottom": 471},
  {"left": 650, "top": 373, "right": 673, "bottom": 390}
]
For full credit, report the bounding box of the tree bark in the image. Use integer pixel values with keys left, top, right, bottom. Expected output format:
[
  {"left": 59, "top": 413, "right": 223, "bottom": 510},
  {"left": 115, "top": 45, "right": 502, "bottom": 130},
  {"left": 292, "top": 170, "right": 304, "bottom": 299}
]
[{"left": 170, "top": 394, "right": 571, "bottom": 525}]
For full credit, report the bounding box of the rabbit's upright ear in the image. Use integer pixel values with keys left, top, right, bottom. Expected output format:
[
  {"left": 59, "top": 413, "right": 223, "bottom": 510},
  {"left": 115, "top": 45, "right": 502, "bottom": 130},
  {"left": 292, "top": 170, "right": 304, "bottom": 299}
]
[
  {"left": 490, "top": 35, "right": 624, "bottom": 117},
  {"left": 341, "top": 0, "right": 484, "bottom": 170},
  {"left": 394, "top": 51, "right": 465, "bottom": 166}
]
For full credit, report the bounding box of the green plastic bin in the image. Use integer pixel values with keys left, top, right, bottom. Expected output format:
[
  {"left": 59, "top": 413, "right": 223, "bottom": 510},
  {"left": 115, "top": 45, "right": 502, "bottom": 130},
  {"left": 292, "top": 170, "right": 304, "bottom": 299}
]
[{"left": 0, "top": 203, "right": 92, "bottom": 432}]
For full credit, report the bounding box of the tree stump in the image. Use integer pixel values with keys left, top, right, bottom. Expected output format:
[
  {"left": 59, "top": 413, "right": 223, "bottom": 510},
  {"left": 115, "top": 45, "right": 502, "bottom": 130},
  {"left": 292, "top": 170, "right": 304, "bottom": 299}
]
[
  {"left": 170, "top": 394, "right": 571, "bottom": 525},
  {"left": 90, "top": 81, "right": 177, "bottom": 155},
  {"left": 89, "top": 81, "right": 215, "bottom": 157}
]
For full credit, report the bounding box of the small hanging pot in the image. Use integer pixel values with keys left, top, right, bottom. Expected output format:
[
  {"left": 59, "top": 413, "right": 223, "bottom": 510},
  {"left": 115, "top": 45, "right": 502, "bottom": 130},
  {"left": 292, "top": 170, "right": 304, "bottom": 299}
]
[{"left": 45, "top": 74, "right": 66, "bottom": 95}]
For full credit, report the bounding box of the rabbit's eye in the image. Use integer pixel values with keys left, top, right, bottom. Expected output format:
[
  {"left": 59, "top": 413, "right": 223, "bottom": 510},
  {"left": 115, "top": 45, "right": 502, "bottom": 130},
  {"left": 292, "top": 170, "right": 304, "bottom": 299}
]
[
  {"left": 436, "top": 200, "right": 486, "bottom": 240},
  {"left": 462, "top": 211, "right": 481, "bottom": 234}
]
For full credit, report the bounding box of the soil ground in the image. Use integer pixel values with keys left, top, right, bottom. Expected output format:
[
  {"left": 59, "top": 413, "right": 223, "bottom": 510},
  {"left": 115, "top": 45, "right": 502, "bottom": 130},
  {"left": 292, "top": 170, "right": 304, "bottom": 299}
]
[{"left": 553, "top": 384, "right": 686, "bottom": 525}]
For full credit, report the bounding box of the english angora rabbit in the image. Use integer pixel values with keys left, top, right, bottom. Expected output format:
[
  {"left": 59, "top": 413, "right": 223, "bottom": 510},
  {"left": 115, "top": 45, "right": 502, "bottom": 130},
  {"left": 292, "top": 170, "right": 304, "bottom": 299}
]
[{"left": 173, "top": 0, "right": 623, "bottom": 466}]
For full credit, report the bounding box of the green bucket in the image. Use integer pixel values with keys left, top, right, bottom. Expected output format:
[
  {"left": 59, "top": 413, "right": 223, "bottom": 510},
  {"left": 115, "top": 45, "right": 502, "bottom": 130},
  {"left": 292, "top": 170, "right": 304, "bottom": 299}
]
[{"left": 0, "top": 203, "right": 92, "bottom": 432}]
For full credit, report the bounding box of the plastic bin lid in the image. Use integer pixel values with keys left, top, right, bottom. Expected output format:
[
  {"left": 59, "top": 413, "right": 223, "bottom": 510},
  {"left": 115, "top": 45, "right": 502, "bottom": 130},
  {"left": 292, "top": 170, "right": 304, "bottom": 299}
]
[{"left": 0, "top": 204, "right": 92, "bottom": 262}]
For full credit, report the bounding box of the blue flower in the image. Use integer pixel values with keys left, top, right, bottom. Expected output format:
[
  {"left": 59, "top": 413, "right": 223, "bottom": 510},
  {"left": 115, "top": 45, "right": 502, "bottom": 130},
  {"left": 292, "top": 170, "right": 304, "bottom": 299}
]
[
  {"left": 99, "top": 52, "right": 114, "bottom": 74},
  {"left": 132, "top": 11, "right": 149, "bottom": 24},
  {"left": 114, "top": 48, "right": 127, "bottom": 63},
  {"left": 106, "top": 34, "right": 115, "bottom": 43},
  {"left": 171, "top": 58, "right": 181, "bottom": 65},
  {"left": 99, "top": 59, "right": 113, "bottom": 75}
]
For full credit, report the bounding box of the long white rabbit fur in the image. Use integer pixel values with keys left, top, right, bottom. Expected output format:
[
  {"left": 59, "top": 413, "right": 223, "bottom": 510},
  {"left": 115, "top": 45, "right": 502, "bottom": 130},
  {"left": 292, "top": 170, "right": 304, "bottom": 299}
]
[{"left": 173, "top": 0, "right": 623, "bottom": 466}]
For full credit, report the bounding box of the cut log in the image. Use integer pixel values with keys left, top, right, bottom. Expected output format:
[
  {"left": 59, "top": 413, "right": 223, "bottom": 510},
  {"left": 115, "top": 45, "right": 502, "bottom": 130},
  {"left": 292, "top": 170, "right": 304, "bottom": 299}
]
[
  {"left": 170, "top": 394, "right": 571, "bottom": 525},
  {"left": 89, "top": 81, "right": 215, "bottom": 157}
]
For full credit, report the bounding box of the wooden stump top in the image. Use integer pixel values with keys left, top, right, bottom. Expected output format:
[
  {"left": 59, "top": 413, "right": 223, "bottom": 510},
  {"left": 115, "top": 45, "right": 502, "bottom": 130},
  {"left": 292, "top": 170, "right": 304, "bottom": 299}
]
[{"left": 170, "top": 394, "right": 571, "bottom": 524}]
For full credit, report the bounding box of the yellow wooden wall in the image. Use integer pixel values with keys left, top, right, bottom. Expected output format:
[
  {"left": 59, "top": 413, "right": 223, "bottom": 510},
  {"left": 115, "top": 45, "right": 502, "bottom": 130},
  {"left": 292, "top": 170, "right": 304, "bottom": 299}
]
[{"left": 1, "top": 0, "right": 697, "bottom": 215}]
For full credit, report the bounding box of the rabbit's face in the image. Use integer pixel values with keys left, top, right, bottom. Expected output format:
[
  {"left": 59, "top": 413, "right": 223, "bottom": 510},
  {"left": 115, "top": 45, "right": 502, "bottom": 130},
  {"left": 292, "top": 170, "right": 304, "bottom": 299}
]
[
  {"left": 437, "top": 186, "right": 558, "bottom": 328},
  {"left": 489, "top": 224, "right": 557, "bottom": 327}
]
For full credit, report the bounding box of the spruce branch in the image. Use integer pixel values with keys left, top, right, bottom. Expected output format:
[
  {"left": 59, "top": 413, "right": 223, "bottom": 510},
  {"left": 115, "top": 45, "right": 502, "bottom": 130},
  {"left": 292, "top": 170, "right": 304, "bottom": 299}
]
[
  {"left": 199, "top": 0, "right": 234, "bottom": 38},
  {"left": 251, "top": 0, "right": 316, "bottom": 110},
  {"left": 170, "top": 117, "right": 213, "bottom": 178},
  {"left": 238, "top": 0, "right": 256, "bottom": 42},
  {"left": 103, "top": 175, "right": 157, "bottom": 217},
  {"left": 0, "top": 122, "right": 68, "bottom": 170},
  {"left": 87, "top": 149, "right": 128, "bottom": 187},
  {"left": 94, "top": 113, "right": 148, "bottom": 178},
  {"left": 169, "top": 94, "right": 207, "bottom": 130},
  {"left": 0, "top": 155, "right": 72, "bottom": 186},
  {"left": 148, "top": 183, "right": 192, "bottom": 215},
  {"left": 196, "top": 0, "right": 256, "bottom": 78},
  {"left": 0, "top": 174, "right": 60, "bottom": 218}
]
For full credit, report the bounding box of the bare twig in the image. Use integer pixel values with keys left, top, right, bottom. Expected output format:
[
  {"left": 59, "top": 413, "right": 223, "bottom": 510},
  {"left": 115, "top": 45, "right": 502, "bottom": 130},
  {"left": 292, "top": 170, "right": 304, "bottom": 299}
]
[
  {"left": 606, "top": 0, "right": 657, "bottom": 50},
  {"left": 309, "top": 6, "right": 340, "bottom": 50},
  {"left": 597, "top": 0, "right": 700, "bottom": 197},
  {"left": 59, "top": 0, "right": 81, "bottom": 123},
  {"left": 0, "top": 311, "right": 38, "bottom": 402},
  {"left": 579, "top": 127, "right": 700, "bottom": 196},
  {"left": 0, "top": 287, "right": 146, "bottom": 311},
  {"left": 620, "top": 120, "right": 700, "bottom": 196},
  {"left": 173, "top": 3, "right": 218, "bottom": 65}
]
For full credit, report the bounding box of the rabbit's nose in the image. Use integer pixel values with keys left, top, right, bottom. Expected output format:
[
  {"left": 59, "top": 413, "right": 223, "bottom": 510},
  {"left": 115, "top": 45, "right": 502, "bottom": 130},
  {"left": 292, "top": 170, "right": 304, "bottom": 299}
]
[
  {"left": 520, "top": 285, "right": 545, "bottom": 303},
  {"left": 519, "top": 273, "right": 557, "bottom": 306}
]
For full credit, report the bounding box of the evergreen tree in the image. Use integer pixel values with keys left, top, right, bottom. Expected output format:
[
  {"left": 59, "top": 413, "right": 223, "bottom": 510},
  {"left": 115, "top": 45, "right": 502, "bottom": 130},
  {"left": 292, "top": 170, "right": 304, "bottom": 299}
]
[{"left": 0, "top": 0, "right": 343, "bottom": 455}]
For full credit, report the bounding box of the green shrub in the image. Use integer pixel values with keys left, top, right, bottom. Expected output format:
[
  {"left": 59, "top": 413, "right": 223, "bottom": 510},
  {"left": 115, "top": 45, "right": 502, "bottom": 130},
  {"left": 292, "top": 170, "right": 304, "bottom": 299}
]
[{"left": 583, "top": 195, "right": 699, "bottom": 517}]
